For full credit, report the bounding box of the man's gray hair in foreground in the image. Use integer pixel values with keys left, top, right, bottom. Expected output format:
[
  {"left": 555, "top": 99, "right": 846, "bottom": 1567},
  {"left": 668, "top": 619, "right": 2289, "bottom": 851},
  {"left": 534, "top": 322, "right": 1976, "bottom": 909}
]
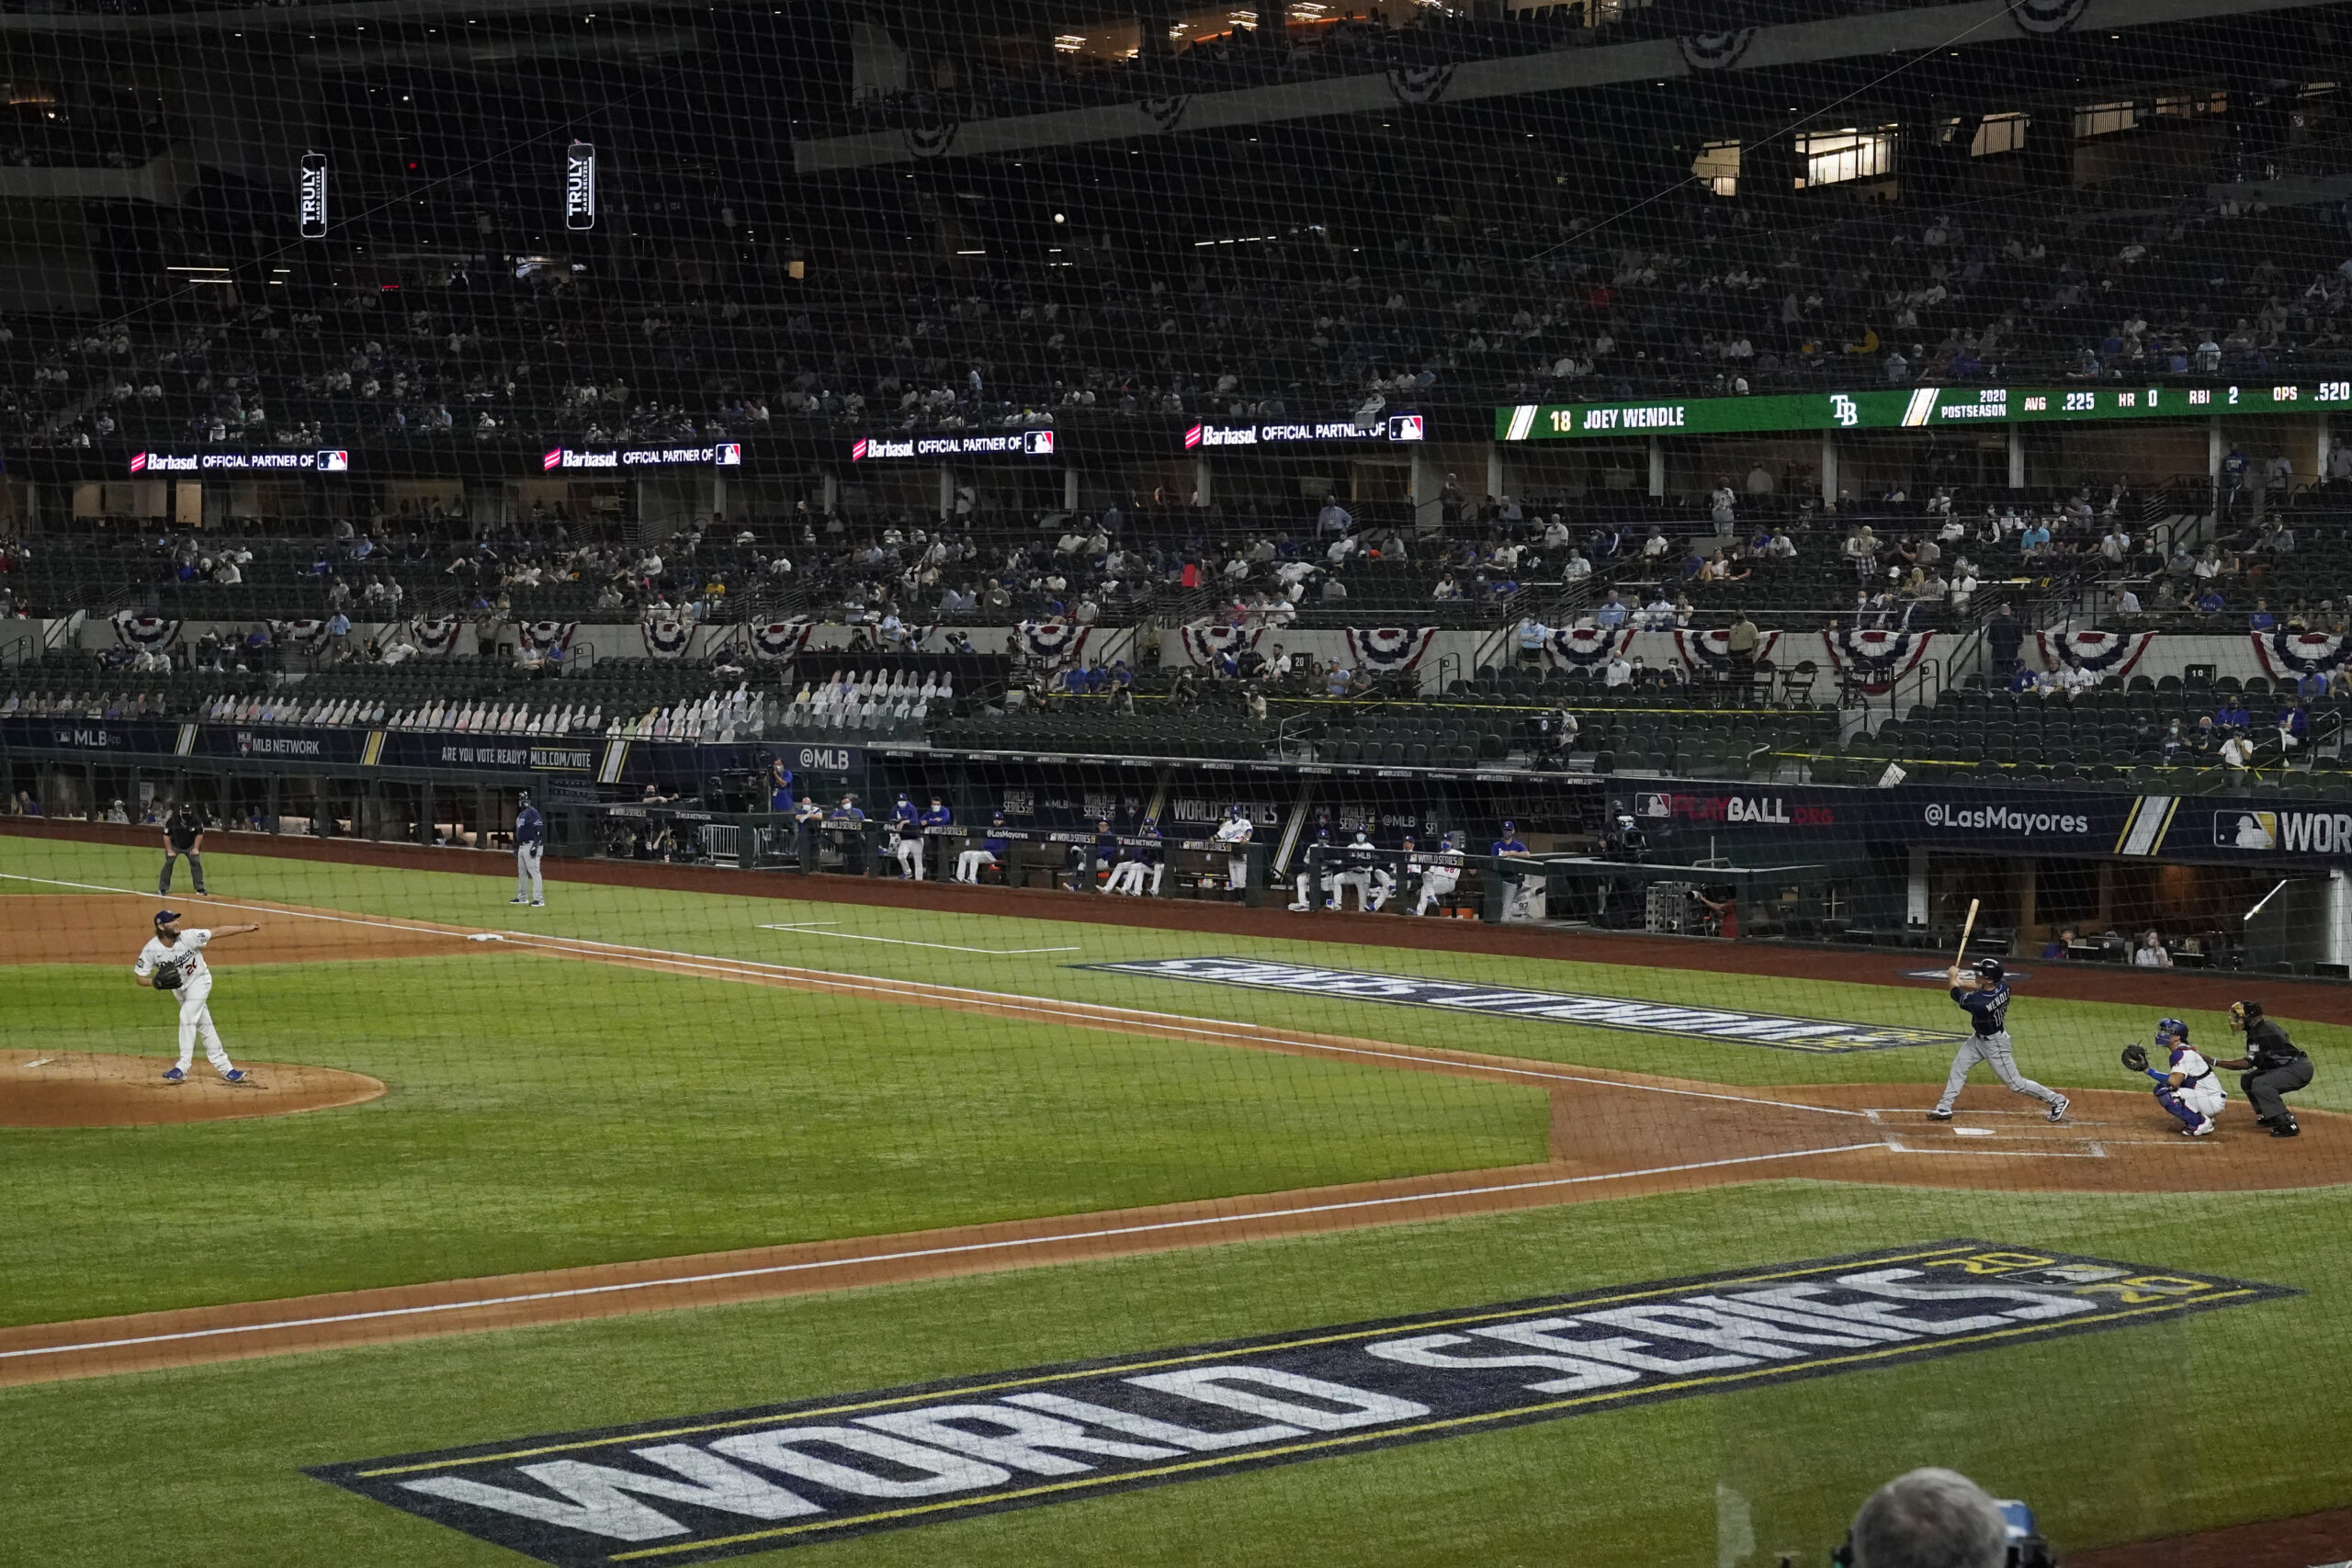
[{"left": 1849, "top": 1467, "right": 2008, "bottom": 1568}]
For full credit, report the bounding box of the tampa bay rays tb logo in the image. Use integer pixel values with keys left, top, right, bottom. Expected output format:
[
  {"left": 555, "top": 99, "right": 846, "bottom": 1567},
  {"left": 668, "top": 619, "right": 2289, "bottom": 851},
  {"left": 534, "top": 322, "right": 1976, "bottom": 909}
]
[{"left": 1830, "top": 394, "right": 1860, "bottom": 427}]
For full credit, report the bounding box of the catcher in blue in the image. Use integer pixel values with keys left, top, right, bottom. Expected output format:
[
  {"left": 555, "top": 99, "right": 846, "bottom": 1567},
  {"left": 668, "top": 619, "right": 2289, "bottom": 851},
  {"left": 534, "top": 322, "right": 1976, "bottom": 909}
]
[
  {"left": 1928, "top": 957, "right": 2071, "bottom": 1123},
  {"left": 2122, "top": 1018, "right": 2226, "bottom": 1136},
  {"left": 133, "top": 909, "right": 263, "bottom": 1083}
]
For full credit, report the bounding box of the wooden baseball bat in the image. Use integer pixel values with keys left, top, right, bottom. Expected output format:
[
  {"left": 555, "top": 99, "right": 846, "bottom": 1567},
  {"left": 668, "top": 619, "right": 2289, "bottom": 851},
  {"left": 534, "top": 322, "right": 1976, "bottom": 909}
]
[{"left": 1952, "top": 897, "right": 1982, "bottom": 975}]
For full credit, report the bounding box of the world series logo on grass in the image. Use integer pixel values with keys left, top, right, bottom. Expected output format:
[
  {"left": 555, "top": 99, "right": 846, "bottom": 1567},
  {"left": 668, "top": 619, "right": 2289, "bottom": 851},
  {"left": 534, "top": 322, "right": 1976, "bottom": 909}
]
[
  {"left": 311, "top": 1243, "right": 2290, "bottom": 1565},
  {"left": 1085, "top": 957, "right": 1968, "bottom": 1053}
]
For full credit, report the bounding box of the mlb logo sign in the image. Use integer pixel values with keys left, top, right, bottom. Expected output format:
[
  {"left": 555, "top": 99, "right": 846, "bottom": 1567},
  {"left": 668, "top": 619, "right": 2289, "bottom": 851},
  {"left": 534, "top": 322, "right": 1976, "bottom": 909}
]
[
  {"left": 1183, "top": 424, "right": 1204, "bottom": 450},
  {"left": 1024, "top": 429, "right": 1056, "bottom": 456},
  {"left": 2215, "top": 810, "right": 2277, "bottom": 851},
  {"left": 1388, "top": 412, "right": 1426, "bottom": 442},
  {"left": 129, "top": 452, "right": 149, "bottom": 474},
  {"left": 541, "top": 449, "right": 563, "bottom": 471},
  {"left": 851, "top": 438, "right": 869, "bottom": 462},
  {"left": 315, "top": 450, "right": 349, "bottom": 472},
  {"left": 714, "top": 443, "right": 742, "bottom": 466},
  {"left": 1636, "top": 792, "right": 1671, "bottom": 818}
]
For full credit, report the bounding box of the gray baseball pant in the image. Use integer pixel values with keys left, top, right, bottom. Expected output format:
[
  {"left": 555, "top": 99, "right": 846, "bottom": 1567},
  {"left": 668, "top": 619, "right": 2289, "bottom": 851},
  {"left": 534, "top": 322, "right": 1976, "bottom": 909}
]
[{"left": 1933, "top": 1030, "right": 2064, "bottom": 1112}]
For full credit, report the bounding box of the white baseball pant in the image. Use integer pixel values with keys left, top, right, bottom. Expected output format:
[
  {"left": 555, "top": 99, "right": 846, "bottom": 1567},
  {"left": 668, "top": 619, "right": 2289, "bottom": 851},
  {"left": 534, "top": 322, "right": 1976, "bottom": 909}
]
[
  {"left": 1932, "top": 1031, "right": 2065, "bottom": 1113},
  {"left": 893, "top": 837, "right": 924, "bottom": 878},
  {"left": 955, "top": 849, "right": 998, "bottom": 882},
  {"left": 172, "top": 974, "right": 236, "bottom": 1077},
  {"left": 514, "top": 842, "right": 543, "bottom": 902}
]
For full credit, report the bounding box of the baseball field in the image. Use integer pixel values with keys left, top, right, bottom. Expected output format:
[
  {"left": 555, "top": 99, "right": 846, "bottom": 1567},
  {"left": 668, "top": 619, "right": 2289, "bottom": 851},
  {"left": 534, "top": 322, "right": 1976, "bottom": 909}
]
[{"left": 5, "top": 827, "right": 2350, "bottom": 1567}]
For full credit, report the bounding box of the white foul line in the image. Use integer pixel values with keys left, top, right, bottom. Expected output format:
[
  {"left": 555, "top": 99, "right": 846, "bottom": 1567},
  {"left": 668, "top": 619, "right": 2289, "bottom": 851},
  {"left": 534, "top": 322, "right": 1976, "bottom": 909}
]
[
  {"left": 0, "top": 1142, "right": 1889, "bottom": 1364},
  {"left": 756, "top": 922, "right": 1081, "bottom": 955}
]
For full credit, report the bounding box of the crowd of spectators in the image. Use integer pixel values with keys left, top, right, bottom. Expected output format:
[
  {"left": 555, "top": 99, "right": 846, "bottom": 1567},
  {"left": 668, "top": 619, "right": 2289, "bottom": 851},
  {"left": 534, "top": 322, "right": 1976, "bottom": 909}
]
[{"left": 7, "top": 179, "right": 2352, "bottom": 457}]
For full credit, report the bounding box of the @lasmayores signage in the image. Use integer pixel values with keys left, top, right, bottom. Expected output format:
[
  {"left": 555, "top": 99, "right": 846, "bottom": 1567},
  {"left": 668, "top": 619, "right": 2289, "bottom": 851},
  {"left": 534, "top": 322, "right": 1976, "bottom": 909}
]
[
  {"left": 1184, "top": 412, "right": 1425, "bottom": 449},
  {"left": 311, "top": 1241, "right": 2288, "bottom": 1565},
  {"left": 1085, "top": 956, "right": 1963, "bottom": 1052},
  {"left": 849, "top": 430, "right": 1057, "bottom": 460},
  {"left": 130, "top": 449, "right": 348, "bottom": 474},
  {"left": 542, "top": 444, "right": 742, "bottom": 471}
]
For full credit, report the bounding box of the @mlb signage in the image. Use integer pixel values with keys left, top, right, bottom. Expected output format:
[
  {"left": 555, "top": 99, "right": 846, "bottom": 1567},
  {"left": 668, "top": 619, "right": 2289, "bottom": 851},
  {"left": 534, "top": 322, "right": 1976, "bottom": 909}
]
[
  {"left": 1184, "top": 413, "right": 1425, "bottom": 449},
  {"left": 130, "top": 450, "right": 349, "bottom": 474},
  {"left": 1085, "top": 956, "right": 1963, "bottom": 1052},
  {"left": 542, "top": 444, "right": 742, "bottom": 471},
  {"left": 850, "top": 431, "right": 1057, "bottom": 460},
  {"left": 311, "top": 1242, "right": 2288, "bottom": 1565}
]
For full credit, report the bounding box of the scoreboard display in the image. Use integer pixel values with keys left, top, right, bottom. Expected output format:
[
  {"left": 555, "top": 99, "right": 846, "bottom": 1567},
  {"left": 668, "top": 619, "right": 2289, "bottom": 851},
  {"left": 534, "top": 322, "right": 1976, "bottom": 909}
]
[{"left": 1497, "top": 382, "right": 2351, "bottom": 442}]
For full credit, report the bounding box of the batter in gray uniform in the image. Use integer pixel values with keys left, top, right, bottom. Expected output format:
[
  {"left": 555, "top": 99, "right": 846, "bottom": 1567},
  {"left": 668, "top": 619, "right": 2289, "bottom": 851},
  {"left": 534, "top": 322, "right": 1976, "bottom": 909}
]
[{"left": 1928, "top": 957, "right": 2071, "bottom": 1122}]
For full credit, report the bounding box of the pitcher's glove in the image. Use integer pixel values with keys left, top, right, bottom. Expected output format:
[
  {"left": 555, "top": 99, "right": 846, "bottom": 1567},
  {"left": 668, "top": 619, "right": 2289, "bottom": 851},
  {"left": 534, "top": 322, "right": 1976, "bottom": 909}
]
[
  {"left": 2120, "top": 1041, "right": 2149, "bottom": 1074},
  {"left": 151, "top": 961, "right": 185, "bottom": 992}
]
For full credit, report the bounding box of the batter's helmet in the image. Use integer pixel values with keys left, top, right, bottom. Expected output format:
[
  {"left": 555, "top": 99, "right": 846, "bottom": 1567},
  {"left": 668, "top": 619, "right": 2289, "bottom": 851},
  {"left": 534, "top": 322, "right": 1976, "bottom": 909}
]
[{"left": 1973, "top": 957, "right": 2004, "bottom": 981}]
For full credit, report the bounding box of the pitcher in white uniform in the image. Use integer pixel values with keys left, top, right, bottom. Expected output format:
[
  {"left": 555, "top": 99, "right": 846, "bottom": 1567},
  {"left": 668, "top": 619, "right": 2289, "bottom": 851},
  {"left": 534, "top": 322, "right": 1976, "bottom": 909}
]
[{"left": 132, "top": 908, "right": 263, "bottom": 1082}]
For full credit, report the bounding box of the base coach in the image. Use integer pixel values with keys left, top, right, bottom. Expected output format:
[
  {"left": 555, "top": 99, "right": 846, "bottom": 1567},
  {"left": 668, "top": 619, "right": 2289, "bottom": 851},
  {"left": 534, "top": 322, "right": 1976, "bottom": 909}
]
[{"left": 2213, "top": 1000, "right": 2312, "bottom": 1138}]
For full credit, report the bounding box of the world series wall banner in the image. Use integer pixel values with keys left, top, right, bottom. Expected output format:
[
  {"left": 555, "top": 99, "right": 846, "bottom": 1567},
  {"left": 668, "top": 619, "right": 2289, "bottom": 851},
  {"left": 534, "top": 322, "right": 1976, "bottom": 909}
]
[
  {"left": 1546, "top": 626, "right": 1632, "bottom": 671},
  {"left": 750, "top": 620, "right": 814, "bottom": 661},
  {"left": 1015, "top": 620, "right": 1090, "bottom": 665},
  {"left": 311, "top": 1241, "right": 2289, "bottom": 1565},
  {"left": 1178, "top": 620, "right": 1261, "bottom": 665},
  {"left": 1673, "top": 627, "right": 1780, "bottom": 674},
  {"left": 2249, "top": 627, "right": 2352, "bottom": 680},
  {"left": 641, "top": 619, "right": 695, "bottom": 660},
  {"left": 109, "top": 610, "right": 182, "bottom": 649},
  {"left": 2036, "top": 629, "right": 2155, "bottom": 677},
  {"left": 1344, "top": 626, "right": 1436, "bottom": 672},
  {"left": 410, "top": 616, "right": 462, "bottom": 655},
  {"left": 519, "top": 620, "right": 577, "bottom": 654},
  {"left": 1820, "top": 626, "right": 1933, "bottom": 694}
]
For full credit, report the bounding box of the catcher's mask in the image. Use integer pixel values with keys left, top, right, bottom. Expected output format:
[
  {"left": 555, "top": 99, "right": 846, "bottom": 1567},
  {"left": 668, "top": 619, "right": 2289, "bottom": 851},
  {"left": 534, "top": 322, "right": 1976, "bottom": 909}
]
[
  {"left": 2155, "top": 1017, "right": 2188, "bottom": 1045},
  {"left": 2231, "top": 1000, "right": 2262, "bottom": 1029}
]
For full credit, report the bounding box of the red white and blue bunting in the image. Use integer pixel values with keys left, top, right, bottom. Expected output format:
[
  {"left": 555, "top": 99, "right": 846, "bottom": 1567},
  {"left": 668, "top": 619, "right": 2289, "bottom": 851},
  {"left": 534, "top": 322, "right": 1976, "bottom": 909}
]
[
  {"left": 110, "top": 611, "right": 182, "bottom": 649},
  {"left": 1673, "top": 627, "right": 1781, "bottom": 673},
  {"left": 519, "top": 620, "right": 576, "bottom": 653},
  {"left": 1343, "top": 626, "right": 1438, "bottom": 672},
  {"left": 1179, "top": 620, "right": 1262, "bottom": 665},
  {"left": 2036, "top": 629, "right": 2155, "bottom": 676},
  {"left": 271, "top": 617, "right": 330, "bottom": 654},
  {"left": 640, "top": 619, "right": 695, "bottom": 660},
  {"left": 1016, "top": 619, "right": 1091, "bottom": 666},
  {"left": 411, "top": 616, "right": 462, "bottom": 655},
  {"left": 1545, "top": 626, "right": 1633, "bottom": 671},
  {"left": 1820, "top": 627, "right": 1935, "bottom": 694},
  {"left": 2250, "top": 629, "right": 2352, "bottom": 679},
  {"left": 750, "top": 619, "right": 814, "bottom": 661}
]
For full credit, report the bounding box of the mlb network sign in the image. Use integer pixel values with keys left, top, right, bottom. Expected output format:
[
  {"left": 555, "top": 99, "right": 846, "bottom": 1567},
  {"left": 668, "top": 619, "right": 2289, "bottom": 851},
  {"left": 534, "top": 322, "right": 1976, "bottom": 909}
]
[
  {"left": 542, "top": 445, "right": 741, "bottom": 471},
  {"left": 130, "top": 450, "right": 348, "bottom": 474},
  {"left": 1184, "top": 413, "right": 1425, "bottom": 449},
  {"left": 311, "top": 1241, "right": 2288, "bottom": 1564}
]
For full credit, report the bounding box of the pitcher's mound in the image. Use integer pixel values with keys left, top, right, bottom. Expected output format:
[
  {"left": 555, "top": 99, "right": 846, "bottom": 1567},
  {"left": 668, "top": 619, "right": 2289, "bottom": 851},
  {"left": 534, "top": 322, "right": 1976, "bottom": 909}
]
[{"left": 0, "top": 1051, "right": 387, "bottom": 1129}]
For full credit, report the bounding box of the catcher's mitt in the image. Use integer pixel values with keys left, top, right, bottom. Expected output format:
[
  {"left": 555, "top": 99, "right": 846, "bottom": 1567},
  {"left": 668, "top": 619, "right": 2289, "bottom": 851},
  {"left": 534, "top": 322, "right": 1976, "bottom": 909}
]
[
  {"left": 2120, "top": 1041, "right": 2150, "bottom": 1073},
  {"left": 150, "top": 961, "right": 185, "bottom": 992}
]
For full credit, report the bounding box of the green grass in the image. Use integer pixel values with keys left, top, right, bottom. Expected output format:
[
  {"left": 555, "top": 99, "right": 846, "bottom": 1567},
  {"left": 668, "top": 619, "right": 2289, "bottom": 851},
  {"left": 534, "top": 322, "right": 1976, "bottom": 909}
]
[
  {"left": 6, "top": 832, "right": 2349, "bottom": 1564},
  {"left": 2, "top": 953, "right": 1541, "bottom": 1324},
  {"left": 4, "top": 1183, "right": 2347, "bottom": 1568}
]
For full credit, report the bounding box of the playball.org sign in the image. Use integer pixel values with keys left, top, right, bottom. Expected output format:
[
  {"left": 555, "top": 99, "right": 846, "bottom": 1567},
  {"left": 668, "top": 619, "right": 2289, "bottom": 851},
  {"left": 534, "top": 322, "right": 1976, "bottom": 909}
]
[
  {"left": 542, "top": 444, "right": 743, "bottom": 471},
  {"left": 130, "top": 450, "right": 349, "bottom": 474}
]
